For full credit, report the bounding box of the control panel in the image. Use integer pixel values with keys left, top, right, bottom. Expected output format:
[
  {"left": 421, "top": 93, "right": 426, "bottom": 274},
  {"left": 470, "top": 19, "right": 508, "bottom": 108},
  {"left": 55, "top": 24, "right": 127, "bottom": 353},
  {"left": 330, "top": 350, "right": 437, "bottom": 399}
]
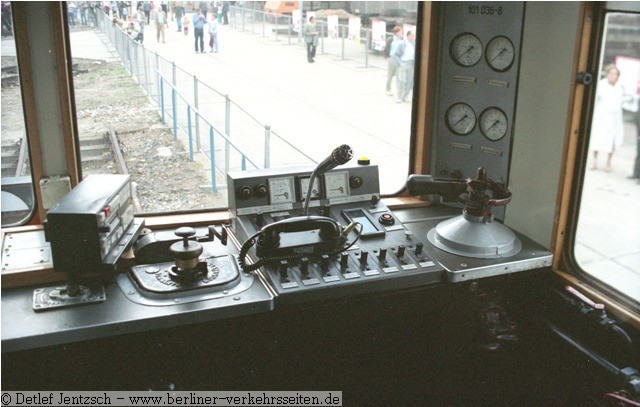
[{"left": 228, "top": 164, "right": 445, "bottom": 304}]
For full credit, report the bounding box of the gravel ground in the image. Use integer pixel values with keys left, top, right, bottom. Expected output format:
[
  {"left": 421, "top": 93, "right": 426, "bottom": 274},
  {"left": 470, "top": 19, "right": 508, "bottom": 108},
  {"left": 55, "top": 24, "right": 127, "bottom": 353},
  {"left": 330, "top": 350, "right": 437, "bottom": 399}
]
[{"left": 2, "top": 56, "right": 223, "bottom": 213}]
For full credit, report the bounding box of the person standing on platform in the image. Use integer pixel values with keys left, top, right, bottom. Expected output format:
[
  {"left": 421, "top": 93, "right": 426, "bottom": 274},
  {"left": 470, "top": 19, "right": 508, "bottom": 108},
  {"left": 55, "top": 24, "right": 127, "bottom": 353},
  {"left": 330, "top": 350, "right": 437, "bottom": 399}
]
[
  {"left": 590, "top": 64, "right": 625, "bottom": 172},
  {"left": 209, "top": 13, "right": 219, "bottom": 53},
  {"left": 155, "top": 6, "right": 168, "bottom": 43},
  {"left": 304, "top": 16, "right": 318, "bottom": 63},
  {"left": 395, "top": 30, "right": 415, "bottom": 103},
  {"left": 174, "top": 4, "right": 184, "bottom": 32},
  {"left": 385, "top": 25, "right": 404, "bottom": 96},
  {"left": 193, "top": 8, "right": 206, "bottom": 53}
]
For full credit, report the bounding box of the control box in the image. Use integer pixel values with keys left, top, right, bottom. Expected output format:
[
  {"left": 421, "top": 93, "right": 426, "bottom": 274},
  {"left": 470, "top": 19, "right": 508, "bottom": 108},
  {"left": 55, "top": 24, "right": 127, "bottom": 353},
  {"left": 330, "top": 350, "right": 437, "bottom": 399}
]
[
  {"left": 228, "top": 164, "right": 445, "bottom": 304},
  {"left": 44, "top": 174, "right": 143, "bottom": 276}
]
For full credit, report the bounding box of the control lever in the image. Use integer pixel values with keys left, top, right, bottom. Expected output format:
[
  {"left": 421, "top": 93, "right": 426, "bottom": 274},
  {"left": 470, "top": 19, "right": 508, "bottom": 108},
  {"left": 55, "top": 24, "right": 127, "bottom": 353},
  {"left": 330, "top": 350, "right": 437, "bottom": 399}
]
[
  {"left": 407, "top": 167, "right": 511, "bottom": 220},
  {"left": 564, "top": 285, "right": 605, "bottom": 313}
]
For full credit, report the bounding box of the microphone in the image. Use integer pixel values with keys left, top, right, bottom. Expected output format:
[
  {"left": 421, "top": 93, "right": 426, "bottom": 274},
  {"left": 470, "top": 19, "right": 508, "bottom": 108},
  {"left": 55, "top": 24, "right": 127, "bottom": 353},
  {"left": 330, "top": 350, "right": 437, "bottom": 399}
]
[{"left": 303, "top": 145, "right": 353, "bottom": 215}]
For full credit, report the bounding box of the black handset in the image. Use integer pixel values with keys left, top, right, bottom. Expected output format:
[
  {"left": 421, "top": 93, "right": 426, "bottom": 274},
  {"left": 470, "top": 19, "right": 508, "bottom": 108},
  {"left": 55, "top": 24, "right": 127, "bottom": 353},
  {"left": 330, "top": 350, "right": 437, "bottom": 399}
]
[{"left": 255, "top": 215, "right": 343, "bottom": 258}]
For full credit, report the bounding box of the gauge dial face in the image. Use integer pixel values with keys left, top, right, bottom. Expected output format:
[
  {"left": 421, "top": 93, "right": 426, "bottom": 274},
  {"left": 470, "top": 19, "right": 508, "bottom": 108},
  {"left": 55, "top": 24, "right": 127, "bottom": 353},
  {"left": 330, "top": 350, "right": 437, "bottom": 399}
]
[
  {"left": 450, "top": 33, "right": 483, "bottom": 67},
  {"left": 299, "top": 176, "right": 321, "bottom": 201},
  {"left": 485, "top": 36, "right": 515, "bottom": 72},
  {"left": 268, "top": 176, "right": 295, "bottom": 204},
  {"left": 479, "top": 107, "right": 509, "bottom": 141},
  {"left": 324, "top": 171, "right": 350, "bottom": 199},
  {"left": 446, "top": 103, "right": 477, "bottom": 136}
]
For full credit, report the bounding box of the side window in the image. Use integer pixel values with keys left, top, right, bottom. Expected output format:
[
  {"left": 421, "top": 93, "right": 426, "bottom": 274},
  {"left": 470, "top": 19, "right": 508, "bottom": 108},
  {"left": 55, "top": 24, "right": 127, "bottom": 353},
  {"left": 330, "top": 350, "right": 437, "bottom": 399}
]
[
  {"left": 575, "top": 12, "right": 640, "bottom": 302},
  {"left": 1, "top": 2, "right": 35, "bottom": 227}
]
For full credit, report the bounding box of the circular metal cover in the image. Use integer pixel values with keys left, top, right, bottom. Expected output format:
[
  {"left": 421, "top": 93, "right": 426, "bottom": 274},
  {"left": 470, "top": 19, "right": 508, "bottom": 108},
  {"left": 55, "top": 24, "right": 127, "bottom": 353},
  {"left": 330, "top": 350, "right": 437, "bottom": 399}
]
[{"left": 427, "top": 215, "right": 522, "bottom": 259}]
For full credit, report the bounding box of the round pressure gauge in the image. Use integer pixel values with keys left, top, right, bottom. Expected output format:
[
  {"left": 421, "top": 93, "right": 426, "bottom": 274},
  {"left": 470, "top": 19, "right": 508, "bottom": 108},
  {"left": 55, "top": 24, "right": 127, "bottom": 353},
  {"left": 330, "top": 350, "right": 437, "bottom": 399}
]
[
  {"left": 479, "top": 107, "right": 508, "bottom": 141},
  {"left": 450, "top": 33, "right": 483, "bottom": 67},
  {"left": 445, "top": 103, "right": 477, "bottom": 136},
  {"left": 485, "top": 35, "right": 515, "bottom": 72},
  {"left": 268, "top": 176, "right": 295, "bottom": 204}
]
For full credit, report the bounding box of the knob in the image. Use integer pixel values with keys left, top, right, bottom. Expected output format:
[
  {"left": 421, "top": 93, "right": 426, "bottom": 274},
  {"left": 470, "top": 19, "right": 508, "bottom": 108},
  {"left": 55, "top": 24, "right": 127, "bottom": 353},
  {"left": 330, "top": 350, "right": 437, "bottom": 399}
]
[
  {"left": 340, "top": 252, "right": 349, "bottom": 269},
  {"left": 255, "top": 184, "right": 269, "bottom": 198},
  {"left": 378, "top": 248, "right": 387, "bottom": 261},
  {"left": 321, "top": 204, "right": 331, "bottom": 216},
  {"left": 237, "top": 185, "right": 253, "bottom": 200},
  {"left": 255, "top": 212, "right": 265, "bottom": 227},
  {"left": 300, "top": 257, "right": 309, "bottom": 276},
  {"left": 397, "top": 245, "right": 405, "bottom": 257},
  {"left": 415, "top": 242, "right": 424, "bottom": 255},
  {"left": 350, "top": 176, "right": 363, "bottom": 189},
  {"left": 279, "top": 260, "right": 289, "bottom": 279},
  {"left": 170, "top": 227, "right": 203, "bottom": 270},
  {"left": 360, "top": 250, "right": 368, "bottom": 265}
]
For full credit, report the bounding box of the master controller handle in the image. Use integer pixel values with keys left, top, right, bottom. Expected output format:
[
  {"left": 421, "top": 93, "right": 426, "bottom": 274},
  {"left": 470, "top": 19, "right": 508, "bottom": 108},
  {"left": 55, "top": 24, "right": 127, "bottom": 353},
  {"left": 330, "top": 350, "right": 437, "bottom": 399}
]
[
  {"left": 407, "top": 167, "right": 512, "bottom": 221},
  {"left": 170, "top": 227, "right": 203, "bottom": 271}
]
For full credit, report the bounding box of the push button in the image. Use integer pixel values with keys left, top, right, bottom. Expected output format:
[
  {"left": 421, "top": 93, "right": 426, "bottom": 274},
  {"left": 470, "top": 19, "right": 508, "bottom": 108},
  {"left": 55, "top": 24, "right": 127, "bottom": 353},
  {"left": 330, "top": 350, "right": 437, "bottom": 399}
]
[{"left": 379, "top": 213, "right": 395, "bottom": 226}]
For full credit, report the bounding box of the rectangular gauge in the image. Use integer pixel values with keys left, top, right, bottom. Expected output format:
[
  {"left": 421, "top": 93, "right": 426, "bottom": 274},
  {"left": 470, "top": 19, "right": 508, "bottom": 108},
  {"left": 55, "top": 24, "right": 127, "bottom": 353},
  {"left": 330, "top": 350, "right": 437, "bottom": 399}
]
[
  {"left": 268, "top": 176, "right": 295, "bottom": 205},
  {"left": 323, "top": 171, "right": 350, "bottom": 199},
  {"left": 297, "top": 176, "right": 322, "bottom": 202}
]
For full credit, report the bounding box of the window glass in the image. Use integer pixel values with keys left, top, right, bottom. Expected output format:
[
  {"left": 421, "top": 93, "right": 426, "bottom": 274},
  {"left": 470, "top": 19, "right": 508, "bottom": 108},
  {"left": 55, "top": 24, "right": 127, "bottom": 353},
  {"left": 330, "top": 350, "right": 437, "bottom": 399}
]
[
  {"left": 576, "top": 12, "right": 640, "bottom": 302},
  {"left": 69, "top": 1, "right": 418, "bottom": 214},
  {"left": 1, "top": 2, "right": 35, "bottom": 227}
]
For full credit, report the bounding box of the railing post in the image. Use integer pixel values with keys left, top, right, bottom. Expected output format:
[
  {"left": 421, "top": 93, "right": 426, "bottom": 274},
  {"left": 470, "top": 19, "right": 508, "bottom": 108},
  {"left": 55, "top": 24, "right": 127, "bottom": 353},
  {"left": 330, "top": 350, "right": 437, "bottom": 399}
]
[
  {"left": 187, "top": 105, "right": 192, "bottom": 159},
  {"left": 365, "top": 28, "right": 370, "bottom": 68},
  {"left": 155, "top": 51, "right": 160, "bottom": 101},
  {"left": 210, "top": 127, "right": 217, "bottom": 192},
  {"left": 172, "top": 62, "right": 177, "bottom": 140},
  {"left": 242, "top": 156, "right": 246, "bottom": 171},
  {"left": 194, "top": 75, "right": 200, "bottom": 153},
  {"left": 264, "top": 125, "right": 271, "bottom": 168},
  {"left": 160, "top": 79, "right": 165, "bottom": 123},
  {"left": 341, "top": 25, "right": 346, "bottom": 60},
  {"left": 288, "top": 17, "right": 292, "bottom": 45},
  {"left": 142, "top": 48, "right": 149, "bottom": 94},
  {"left": 262, "top": 10, "right": 266, "bottom": 37},
  {"left": 321, "top": 24, "right": 325, "bottom": 53},
  {"left": 225, "top": 94, "right": 231, "bottom": 175}
]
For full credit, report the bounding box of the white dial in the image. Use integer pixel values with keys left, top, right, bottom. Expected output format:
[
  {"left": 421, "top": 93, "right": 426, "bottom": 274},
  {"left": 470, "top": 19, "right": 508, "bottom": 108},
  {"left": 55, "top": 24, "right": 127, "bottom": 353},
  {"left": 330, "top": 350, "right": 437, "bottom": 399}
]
[
  {"left": 485, "top": 36, "right": 515, "bottom": 72},
  {"left": 268, "top": 176, "right": 295, "bottom": 204},
  {"left": 299, "top": 177, "right": 321, "bottom": 201},
  {"left": 446, "top": 103, "right": 476, "bottom": 136},
  {"left": 324, "top": 171, "right": 350, "bottom": 199},
  {"left": 479, "top": 107, "right": 508, "bottom": 141},
  {"left": 450, "top": 33, "right": 482, "bottom": 67}
]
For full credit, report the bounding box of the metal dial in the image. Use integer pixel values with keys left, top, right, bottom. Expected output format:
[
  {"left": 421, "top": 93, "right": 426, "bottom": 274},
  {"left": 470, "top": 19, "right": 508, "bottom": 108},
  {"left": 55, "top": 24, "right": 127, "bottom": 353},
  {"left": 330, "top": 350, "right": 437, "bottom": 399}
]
[
  {"left": 450, "top": 33, "right": 483, "bottom": 67},
  {"left": 268, "top": 176, "right": 295, "bottom": 204},
  {"left": 485, "top": 36, "right": 515, "bottom": 72},
  {"left": 446, "top": 103, "right": 477, "bottom": 136},
  {"left": 479, "top": 107, "right": 508, "bottom": 141},
  {"left": 299, "top": 177, "right": 321, "bottom": 201},
  {"left": 324, "top": 171, "right": 350, "bottom": 199}
]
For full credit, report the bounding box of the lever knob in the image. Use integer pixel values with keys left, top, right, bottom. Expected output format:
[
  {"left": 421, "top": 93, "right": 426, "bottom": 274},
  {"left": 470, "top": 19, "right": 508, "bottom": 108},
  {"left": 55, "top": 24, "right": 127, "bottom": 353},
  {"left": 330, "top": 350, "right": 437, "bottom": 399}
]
[
  {"left": 300, "top": 257, "right": 309, "bottom": 276},
  {"left": 378, "top": 248, "right": 387, "bottom": 261},
  {"left": 415, "top": 242, "right": 423, "bottom": 255},
  {"left": 279, "top": 260, "right": 289, "bottom": 279},
  {"left": 340, "top": 252, "right": 349, "bottom": 269},
  {"left": 397, "top": 245, "right": 406, "bottom": 257},
  {"left": 360, "top": 250, "right": 368, "bottom": 264}
]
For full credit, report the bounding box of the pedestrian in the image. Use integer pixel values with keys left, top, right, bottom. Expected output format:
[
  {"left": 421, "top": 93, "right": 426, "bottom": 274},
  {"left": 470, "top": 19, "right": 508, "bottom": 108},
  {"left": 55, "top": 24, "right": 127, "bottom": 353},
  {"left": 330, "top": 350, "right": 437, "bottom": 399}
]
[
  {"left": 304, "top": 16, "right": 318, "bottom": 63},
  {"left": 67, "top": 1, "right": 77, "bottom": 27},
  {"left": 183, "top": 14, "right": 190, "bottom": 36},
  {"left": 193, "top": 9, "right": 206, "bottom": 53},
  {"left": 590, "top": 64, "right": 625, "bottom": 172},
  {"left": 199, "top": 1, "right": 208, "bottom": 19},
  {"left": 628, "top": 99, "right": 640, "bottom": 182},
  {"left": 395, "top": 30, "right": 415, "bottom": 103},
  {"left": 155, "top": 5, "right": 168, "bottom": 43},
  {"left": 385, "top": 25, "right": 403, "bottom": 96},
  {"left": 143, "top": 1, "right": 151, "bottom": 25},
  {"left": 209, "top": 13, "right": 219, "bottom": 53},
  {"left": 174, "top": 4, "right": 184, "bottom": 32},
  {"left": 222, "top": 1, "right": 229, "bottom": 25}
]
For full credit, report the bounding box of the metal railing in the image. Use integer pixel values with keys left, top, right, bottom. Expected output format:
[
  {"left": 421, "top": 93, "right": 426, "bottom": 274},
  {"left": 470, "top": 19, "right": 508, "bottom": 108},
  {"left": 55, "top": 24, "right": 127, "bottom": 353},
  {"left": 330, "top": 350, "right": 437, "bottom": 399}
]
[
  {"left": 95, "top": 11, "right": 315, "bottom": 192},
  {"left": 229, "top": 5, "right": 393, "bottom": 70}
]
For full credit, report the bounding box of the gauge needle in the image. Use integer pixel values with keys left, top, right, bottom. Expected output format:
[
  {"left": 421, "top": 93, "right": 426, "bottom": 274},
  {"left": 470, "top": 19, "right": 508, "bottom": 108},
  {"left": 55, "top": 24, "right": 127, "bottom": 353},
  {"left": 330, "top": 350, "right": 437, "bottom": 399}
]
[
  {"left": 277, "top": 192, "right": 289, "bottom": 198},
  {"left": 457, "top": 45, "right": 476, "bottom": 59},
  {"left": 487, "top": 120, "right": 501, "bottom": 130},
  {"left": 454, "top": 114, "right": 469, "bottom": 125},
  {"left": 491, "top": 48, "right": 507, "bottom": 61}
]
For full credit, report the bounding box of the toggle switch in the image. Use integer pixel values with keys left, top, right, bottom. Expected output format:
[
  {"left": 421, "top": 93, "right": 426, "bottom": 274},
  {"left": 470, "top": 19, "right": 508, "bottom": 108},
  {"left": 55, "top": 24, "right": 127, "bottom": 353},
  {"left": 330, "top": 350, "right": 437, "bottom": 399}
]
[
  {"left": 279, "top": 260, "right": 289, "bottom": 280},
  {"left": 397, "top": 245, "right": 406, "bottom": 258},
  {"left": 378, "top": 248, "right": 387, "bottom": 261},
  {"left": 360, "top": 250, "right": 369, "bottom": 265},
  {"left": 415, "top": 242, "right": 423, "bottom": 255},
  {"left": 300, "top": 257, "right": 309, "bottom": 277},
  {"left": 340, "top": 252, "right": 349, "bottom": 269}
]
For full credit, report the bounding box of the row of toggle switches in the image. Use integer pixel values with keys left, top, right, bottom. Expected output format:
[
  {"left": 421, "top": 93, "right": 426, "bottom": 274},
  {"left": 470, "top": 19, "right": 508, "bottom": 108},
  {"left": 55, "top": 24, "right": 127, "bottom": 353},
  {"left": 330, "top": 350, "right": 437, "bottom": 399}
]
[{"left": 265, "top": 242, "right": 440, "bottom": 295}]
